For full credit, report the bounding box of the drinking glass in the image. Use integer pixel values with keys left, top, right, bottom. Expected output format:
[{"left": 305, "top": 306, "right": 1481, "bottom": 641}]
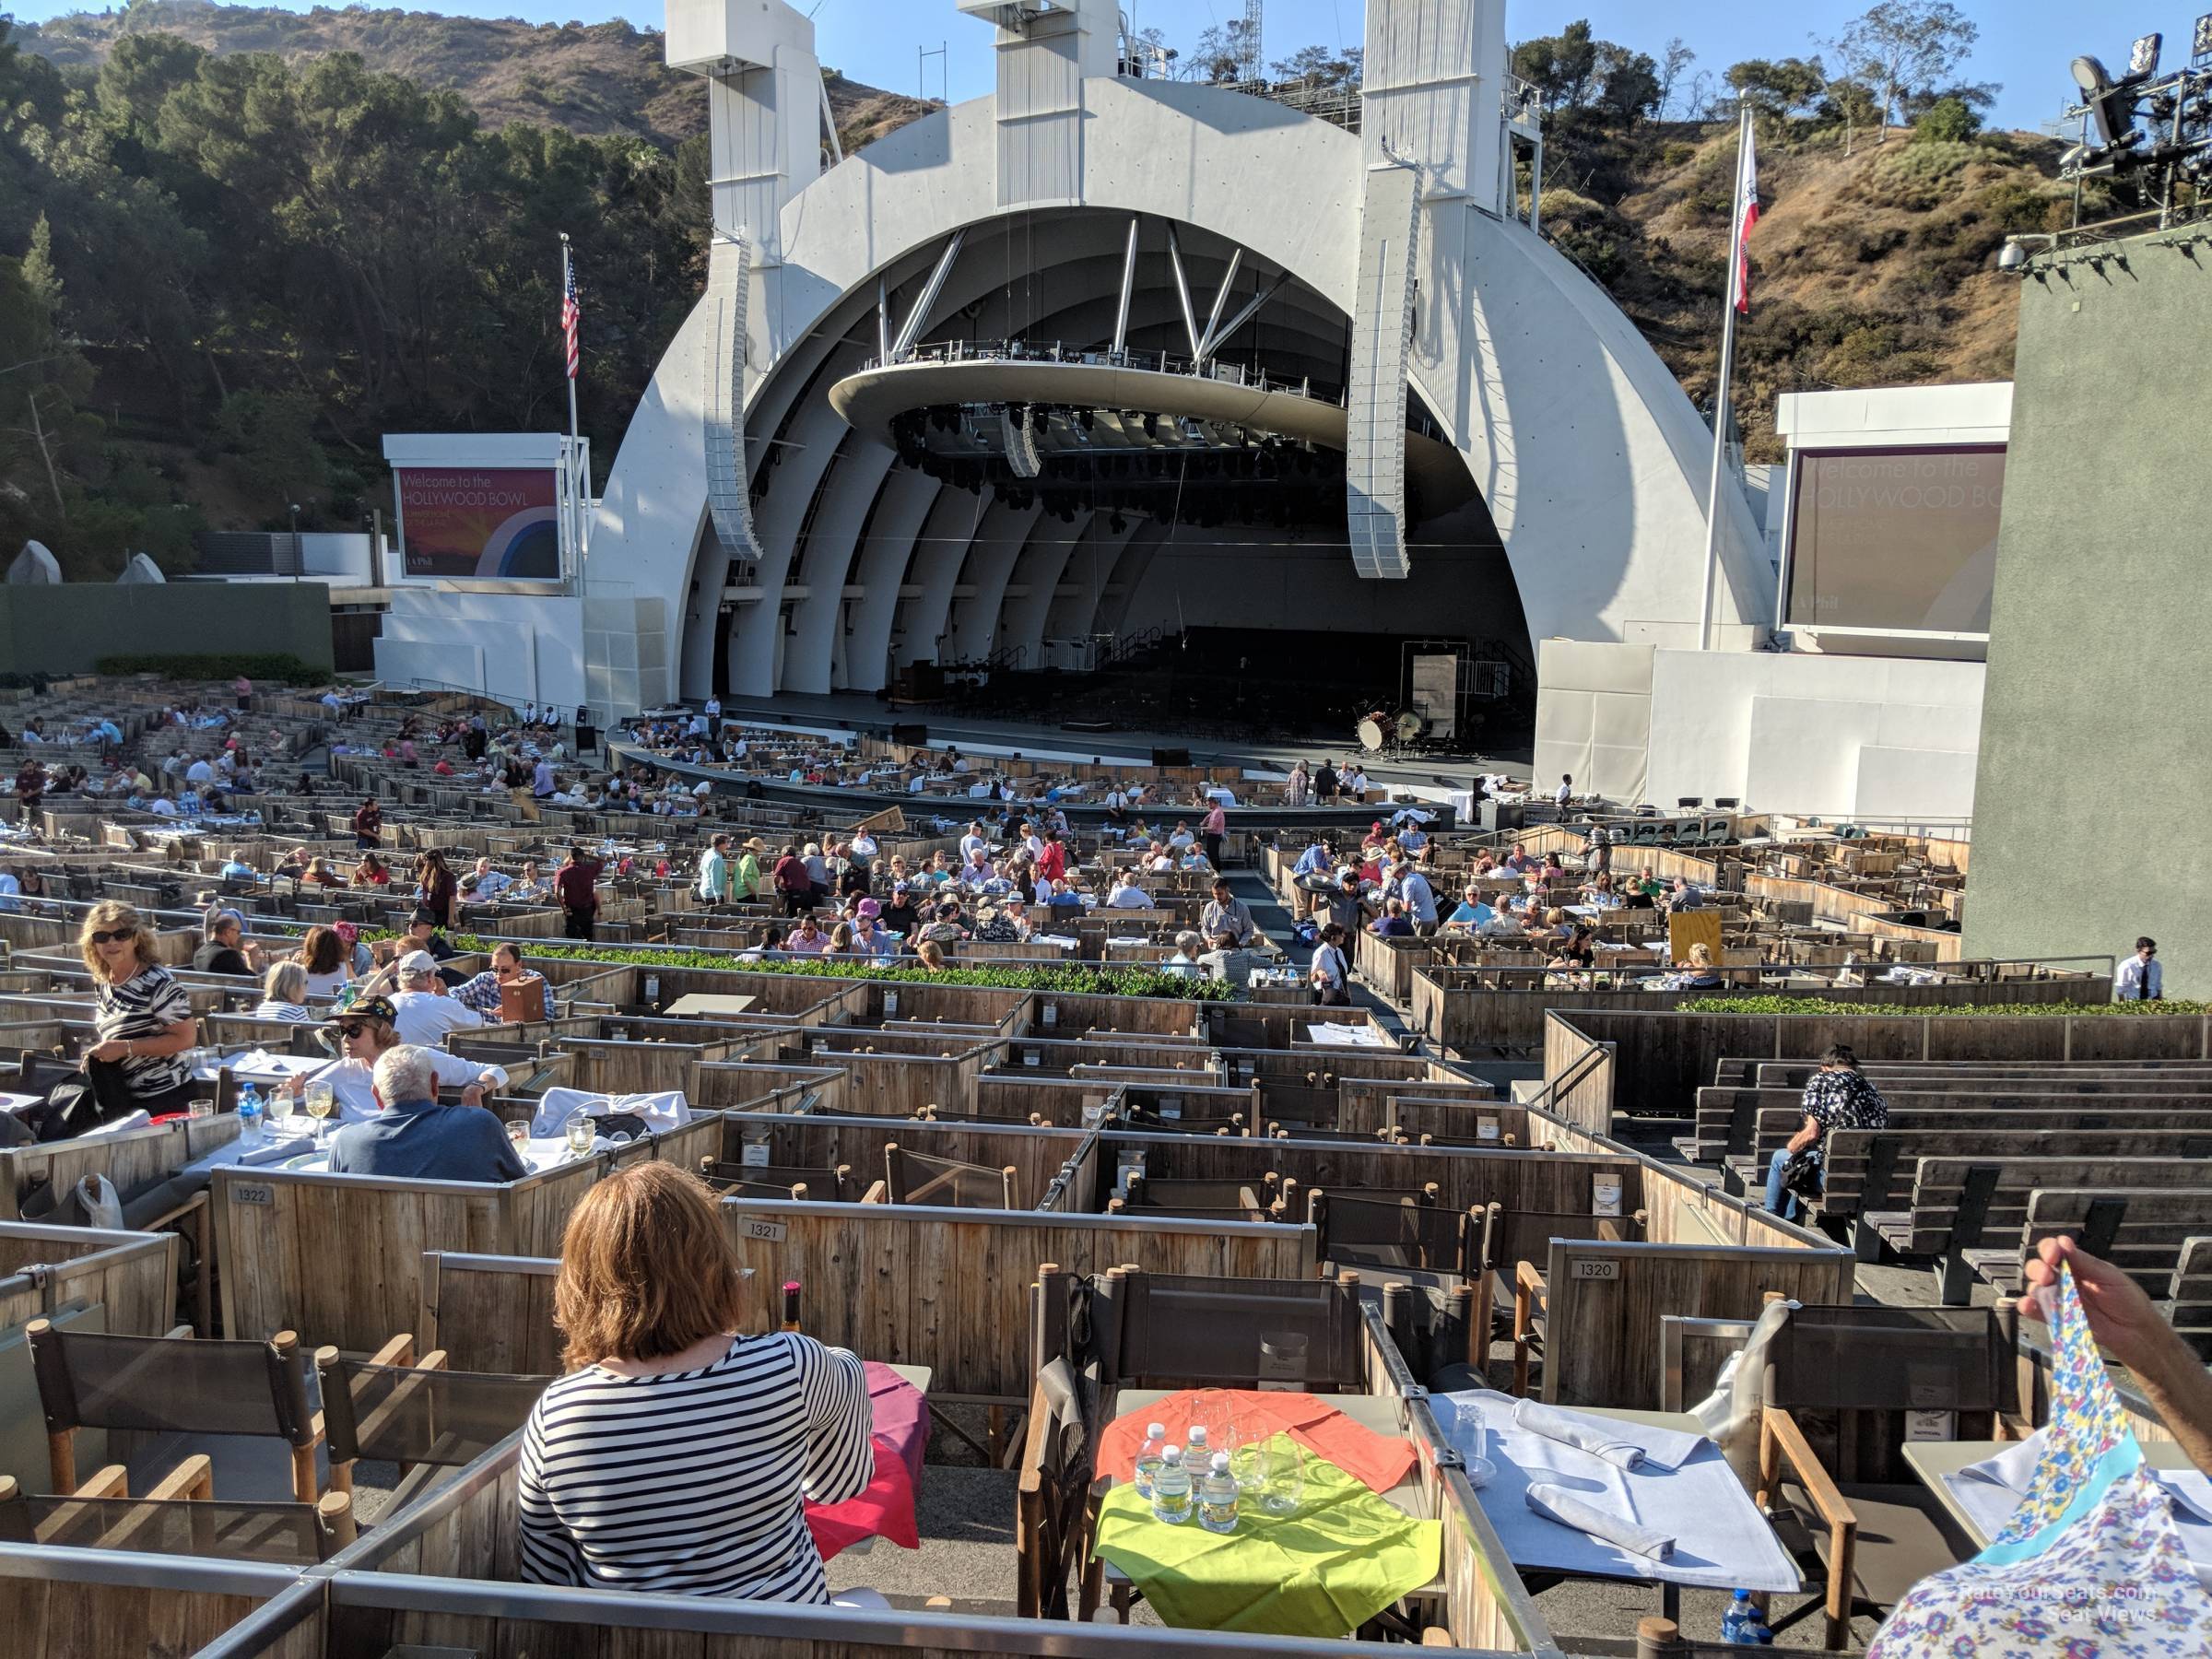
[
  {"left": 267, "top": 1089, "right": 295, "bottom": 1129},
  {"left": 1262, "top": 1449, "right": 1304, "bottom": 1516},
  {"left": 187, "top": 1097, "right": 215, "bottom": 1120},
  {"left": 304, "top": 1082, "right": 335, "bottom": 1145},
  {"left": 1229, "top": 1431, "right": 1270, "bottom": 1495},
  {"left": 505, "top": 1119, "right": 530, "bottom": 1147},
  {"left": 565, "top": 1114, "right": 597, "bottom": 1157}
]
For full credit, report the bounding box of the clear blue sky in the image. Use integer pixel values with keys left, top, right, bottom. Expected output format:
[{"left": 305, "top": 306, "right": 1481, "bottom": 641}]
[{"left": 10, "top": 0, "right": 2189, "bottom": 134}]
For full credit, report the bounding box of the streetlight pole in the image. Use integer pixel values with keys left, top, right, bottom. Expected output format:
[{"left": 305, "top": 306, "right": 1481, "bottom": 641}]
[{"left": 288, "top": 502, "right": 302, "bottom": 582}]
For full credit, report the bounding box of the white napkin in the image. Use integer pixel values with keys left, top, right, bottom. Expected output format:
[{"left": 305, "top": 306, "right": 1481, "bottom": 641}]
[
  {"left": 1512, "top": 1398, "right": 1703, "bottom": 1473},
  {"left": 79, "top": 1109, "right": 151, "bottom": 1138},
  {"left": 1956, "top": 1433, "right": 2047, "bottom": 1495},
  {"left": 1525, "top": 1482, "right": 1675, "bottom": 1559},
  {"left": 530, "top": 1087, "right": 690, "bottom": 1136},
  {"left": 238, "top": 1133, "right": 318, "bottom": 1167}
]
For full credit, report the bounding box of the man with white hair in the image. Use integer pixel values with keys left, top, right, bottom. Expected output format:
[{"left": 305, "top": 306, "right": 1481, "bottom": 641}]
[
  {"left": 325, "top": 1044, "right": 528, "bottom": 1181},
  {"left": 389, "top": 951, "right": 488, "bottom": 1046}
]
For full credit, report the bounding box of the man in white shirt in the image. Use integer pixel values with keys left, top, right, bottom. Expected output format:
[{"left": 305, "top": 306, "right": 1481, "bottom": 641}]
[
  {"left": 959, "top": 823, "right": 989, "bottom": 862},
  {"left": 1555, "top": 773, "right": 1574, "bottom": 808},
  {"left": 185, "top": 757, "right": 215, "bottom": 786},
  {"left": 147, "top": 794, "right": 180, "bottom": 818},
  {"left": 532, "top": 757, "right": 555, "bottom": 799},
  {"left": 687, "top": 712, "right": 709, "bottom": 739},
  {"left": 1106, "top": 873, "right": 1156, "bottom": 909},
  {"left": 279, "top": 996, "right": 507, "bottom": 1124},
  {"left": 703, "top": 695, "right": 722, "bottom": 724},
  {"left": 389, "top": 953, "right": 488, "bottom": 1046},
  {"left": 2116, "top": 936, "right": 2163, "bottom": 1002}
]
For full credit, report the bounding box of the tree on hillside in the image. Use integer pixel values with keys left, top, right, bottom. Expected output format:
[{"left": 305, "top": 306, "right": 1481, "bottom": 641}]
[
  {"left": 1829, "top": 1, "right": 1981, "bottom": 143},
  {"left": 1513, "top": 22, "right": 1661, "bottom": 124},
  {"left": 1724, "top": 56, "right": 1830, "bottom": 122},
  {"left": 1272, "top": 44, "right": 1361, "bottom": 92},
  {"left": 1512, "top": 21, "right": 1598, "bottom": 111},
  {"left": 1656, "top": 38, "right": 1695, "bottom": 119}
]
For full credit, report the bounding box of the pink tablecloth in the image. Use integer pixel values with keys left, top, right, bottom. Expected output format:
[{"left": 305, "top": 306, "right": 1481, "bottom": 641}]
[{"left": 806, "top": 1361, "right": 930, "bottom": 1559}]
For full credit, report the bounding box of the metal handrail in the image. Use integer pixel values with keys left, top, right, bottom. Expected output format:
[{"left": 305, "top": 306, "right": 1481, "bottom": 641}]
[{"left": 865, "top": 339, "right": 1328, "bottom": 404}]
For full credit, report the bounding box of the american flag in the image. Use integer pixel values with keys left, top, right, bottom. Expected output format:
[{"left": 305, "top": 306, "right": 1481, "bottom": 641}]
[{"left": 560, "top": 254, "right": 582, "bottom": 381}]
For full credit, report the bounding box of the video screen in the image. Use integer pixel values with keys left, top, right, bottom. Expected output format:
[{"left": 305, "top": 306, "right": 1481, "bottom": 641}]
[{"left": 1785, "top": 445, "right": 2005, "bottom": 633}]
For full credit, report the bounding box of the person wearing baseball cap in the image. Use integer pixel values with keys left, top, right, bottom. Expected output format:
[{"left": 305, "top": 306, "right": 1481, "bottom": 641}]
[
  {"left": 388, "top": 949, "right": 488, "bottom": 1048},
  {"left": 277, "top": 994, "right": 506, "bottom": 1124}
]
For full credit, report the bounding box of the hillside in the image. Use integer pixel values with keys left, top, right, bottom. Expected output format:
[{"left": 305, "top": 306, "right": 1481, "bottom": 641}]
[
  {"left": 1535, "top": 115, "right": 2067, "bottom": 457},
  {"left": 0, "top": 2, "right": 2077, "bottom": 579},
  {"left": 15, "top": 0, "right": 935, "bottom": 151}
]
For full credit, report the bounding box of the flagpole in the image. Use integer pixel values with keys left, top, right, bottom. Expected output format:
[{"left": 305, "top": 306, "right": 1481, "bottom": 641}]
[
  {"left": 1697, "top": 95, "right": 1751, "bottom": 653},
  {"left": 560, "top": 232, "right": 581, "bottom": 594}
]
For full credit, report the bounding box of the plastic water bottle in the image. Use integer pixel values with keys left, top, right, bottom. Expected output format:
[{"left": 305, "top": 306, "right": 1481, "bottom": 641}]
[
  {"left": 1720, "top": 1590, "right": 1759, "bottom": 1644},
  {"left": 1150, "top": 1446, "right": 1193, "bottom": 1524},
  {"left": 1198, "top": 1452, "right": 1238, "bottom": 1534},
  {"left": 1186, "top": 1425, "right": 1209, "bottom": 1465},
  {"left": 237, "top": 1084, "right": 264, "bottom": 1146},
  {"left": 1134, "top": 1424, "right": 1168, "bottom": 1500}
]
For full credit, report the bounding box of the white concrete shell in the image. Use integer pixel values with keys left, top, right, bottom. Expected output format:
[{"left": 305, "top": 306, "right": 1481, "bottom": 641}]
[{"left": 587, "top": 72, "right": 1773, "bottom": 702}]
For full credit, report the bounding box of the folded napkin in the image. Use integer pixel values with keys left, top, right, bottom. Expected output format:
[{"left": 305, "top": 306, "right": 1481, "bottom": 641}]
[
  {"left": 1512, "top": 1397, "right": 1702, "bottom": 1472},
  {"left": 1956, "top": 1432, "right": 2046, "bottom": 1494},
  {"left": 80, "top": 1109, "right": 152, "bottom": 1138},
  {"left": 1525, "top": 1482, "right": 1675, "bottom": 1560}
]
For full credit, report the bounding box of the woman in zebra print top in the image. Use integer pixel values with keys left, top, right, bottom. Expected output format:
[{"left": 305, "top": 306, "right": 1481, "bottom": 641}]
[
  {"left": 79, "top": 900, "right": 200, "bottom": 1115},
  {"left": 518, "top": 1163, "right": 874, "bottom": 1602}
]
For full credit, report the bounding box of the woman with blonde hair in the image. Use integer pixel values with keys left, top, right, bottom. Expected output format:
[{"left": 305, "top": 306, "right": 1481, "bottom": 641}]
[
  {"left": 253, "top": 961, "right": 312, "bottom": 1022},
  {"left": 517, "top": 1163, "right": 873, "bottom": 1600},
  {"left": 77, "top": 901, "right": 200, "bottom": 1117}
]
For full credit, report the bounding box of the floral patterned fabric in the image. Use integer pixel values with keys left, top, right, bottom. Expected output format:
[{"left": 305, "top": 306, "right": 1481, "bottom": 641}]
[{"left": 1868, "top": 1263, "right": 2212, "bottom": 1656}]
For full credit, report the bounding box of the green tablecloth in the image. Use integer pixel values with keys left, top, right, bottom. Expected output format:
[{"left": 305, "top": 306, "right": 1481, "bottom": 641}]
[{"left": 1090, "top": 1434, "right": 1441, "bottom": 1638}]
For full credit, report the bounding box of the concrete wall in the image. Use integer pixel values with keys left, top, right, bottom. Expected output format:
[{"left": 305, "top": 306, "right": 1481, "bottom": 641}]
[
  {"left": 1966, "top": 232, "right": 2212, "bottom": 994},
  {"left": 373, "top": 589, "right": 585, "bottom": 712},
  {"left": 1535, "top": 638, "right": 1983, "bottom": 825},
  {"left": 0, "top": 582, "right": 335, "bottom": 676}
]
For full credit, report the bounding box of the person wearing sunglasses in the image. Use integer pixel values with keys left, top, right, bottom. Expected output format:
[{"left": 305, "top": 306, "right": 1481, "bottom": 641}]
[
  {"left": 77, "top": 901, "right": 201, "bottom": 1118},
  {"left": 2116, "top": 936, "right": 2162, "bottom": 1003},
  {"left": 276, "top": 996, "right": 508, "bottom": 1124}
]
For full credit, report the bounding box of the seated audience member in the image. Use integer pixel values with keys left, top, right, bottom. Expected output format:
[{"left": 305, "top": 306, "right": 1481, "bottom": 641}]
[
  {"left": 298, "top": 924, "right": 353, "bottom": 998},
  {"left": 1160, "top": 931, "right": 1206, "bottom": 981},
  {"left": 1677, "top": 941, "right": 1724, "bottom": 989},
  {"left": 193, "top": 907, "right": 258, "bottom": 976},
  {"left": 1106, "top": 870, "right": 1155, "bottom": 910},
  {"left": 518, "top": 1163, "right": 873, "bottom": 1600},
  {"left": 914, "top": 939, "right": 949, "bottom": 971},
  {"left": 453, "top": 943, "right": 545, "bottom": 1015},
  {"left": 253, "top": 961, "right": 313, "bottom": 1023},
  {"left": 1370, "top": 898, "right": 1414, "bottom": 939},
  {"left": 327, "top": 1045, "right": 528, "bottom": 1182},
  {"left": 1763, "top": 1044, "right": 1887, "bottom": 1222},
  {"left": 783, "top": 915, "right": 830, "bottom": 957},
  {"left": 278, "top": 998, "right": 508, "bottom": 1124},
  {"left": 386, "top": 952, "right": 489, "bottom": 1045},
  {"left": 1445, "top": 886, "right": 1493, "bottom": 930}
]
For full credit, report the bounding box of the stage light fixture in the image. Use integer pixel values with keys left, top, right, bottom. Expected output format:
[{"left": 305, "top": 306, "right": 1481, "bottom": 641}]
[
  {"left": 2196, "top": 13, "right": 2212, "bottom": 60},
  {"left": 2073, "top": 54, "right": 2140, "bottom": 151},
  {"left": 2133, "top": 32, "right": 2163, "bottom": 76}
]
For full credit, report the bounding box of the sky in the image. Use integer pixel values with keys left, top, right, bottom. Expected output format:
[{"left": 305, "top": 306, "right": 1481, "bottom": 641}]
[{"left": 11, "top": 0, "right": 2199, "bottom": 135}]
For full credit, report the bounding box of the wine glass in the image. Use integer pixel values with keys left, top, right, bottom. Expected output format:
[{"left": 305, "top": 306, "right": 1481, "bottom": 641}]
[
  {"left": 565, "top": 1113, "right": 596, "bottom": 1158},
  {"left": 303, "top": 1081, "right": 335, "bottom": 1146},
  {"left": 505, "top": 1118, "right": 530, "bottom": 1148},
  {"left": 267, "top": 1088, "right": 296, "bottom": 1132}
]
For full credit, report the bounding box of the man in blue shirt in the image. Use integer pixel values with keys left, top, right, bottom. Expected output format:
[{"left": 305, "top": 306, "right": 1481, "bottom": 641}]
[{"left": 327, "top": 1045, "right": 529, "bottom": 1182}]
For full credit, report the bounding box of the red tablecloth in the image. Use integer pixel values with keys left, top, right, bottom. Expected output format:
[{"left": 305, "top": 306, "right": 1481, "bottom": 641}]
[
  {"left": 1095, "top": 1388, "right": 1416, "bottom": 1495},
  {"left": 806, "top": 1362, "right": 929, "bottom": 1559}
]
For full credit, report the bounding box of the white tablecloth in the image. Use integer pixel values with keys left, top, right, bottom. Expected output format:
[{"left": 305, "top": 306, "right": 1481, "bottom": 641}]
[
  {"left": 1304, "top": 1022, "right": 1393, "bottom": 1049},
  {"left": 1434, "top": 1391, "right": 1801, "bottom": 1593}
]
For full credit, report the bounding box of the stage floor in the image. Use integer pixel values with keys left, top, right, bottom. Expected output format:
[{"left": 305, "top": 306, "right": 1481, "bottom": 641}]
[{"left": 708, "top": 691, "right": 1529, "bottom": 787}]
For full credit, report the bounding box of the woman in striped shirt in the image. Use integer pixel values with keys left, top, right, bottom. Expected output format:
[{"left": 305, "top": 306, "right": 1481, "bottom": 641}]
[
  {"left": 518, "top": 1163, "right": 874, "bottom": 1602},
  {"left": 79, "top": 900, "right": 200, "bottom": 1116}
]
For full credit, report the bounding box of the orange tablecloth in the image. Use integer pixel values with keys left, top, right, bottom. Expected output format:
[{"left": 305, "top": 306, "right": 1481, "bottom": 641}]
[{"left": 1096, "top": 1388, "right": 1416, "bottom": 1495}]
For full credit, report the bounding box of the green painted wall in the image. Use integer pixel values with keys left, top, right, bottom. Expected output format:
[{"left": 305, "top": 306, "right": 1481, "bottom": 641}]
[
  {"left": 1965, "top": 230, "right": 2212, "bottom": 995},
  {"left": 0, "top": 582, "right": 335, "bottom": 677}
]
